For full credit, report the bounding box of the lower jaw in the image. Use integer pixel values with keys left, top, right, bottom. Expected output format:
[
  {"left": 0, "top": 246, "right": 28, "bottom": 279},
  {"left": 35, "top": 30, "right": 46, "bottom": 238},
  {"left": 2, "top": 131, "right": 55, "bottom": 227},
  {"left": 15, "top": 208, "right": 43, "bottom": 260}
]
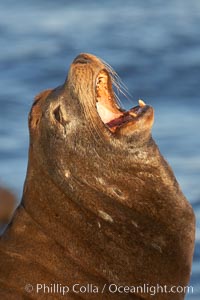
[{"left": 96, "top": 99, "right": 148, "bottom": 133}]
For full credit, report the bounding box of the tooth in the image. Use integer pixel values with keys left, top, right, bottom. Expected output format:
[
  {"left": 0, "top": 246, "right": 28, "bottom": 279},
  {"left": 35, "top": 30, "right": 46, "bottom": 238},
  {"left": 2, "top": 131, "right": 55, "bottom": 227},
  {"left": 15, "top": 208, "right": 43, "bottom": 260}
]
[
  {"left": 138, "top": 99, "right": 146, "bottom": 107},
  {"left": 129, "top": 111, "right": 137, "bottom": 117}
]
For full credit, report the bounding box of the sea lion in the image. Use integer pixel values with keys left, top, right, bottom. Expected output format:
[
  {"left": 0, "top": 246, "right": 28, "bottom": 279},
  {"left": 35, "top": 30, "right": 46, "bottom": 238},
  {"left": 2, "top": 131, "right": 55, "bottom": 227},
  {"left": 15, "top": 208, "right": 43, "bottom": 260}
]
[{"left": 0, "top": 53, "right": 195, "bottom": 299}]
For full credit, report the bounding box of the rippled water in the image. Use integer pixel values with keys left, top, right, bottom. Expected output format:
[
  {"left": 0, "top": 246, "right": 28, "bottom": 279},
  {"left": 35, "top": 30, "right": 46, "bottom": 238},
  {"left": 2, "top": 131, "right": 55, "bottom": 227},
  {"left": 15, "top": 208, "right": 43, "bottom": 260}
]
[{"left": 0, "top": 0, "right": 200, "bottom": 298}]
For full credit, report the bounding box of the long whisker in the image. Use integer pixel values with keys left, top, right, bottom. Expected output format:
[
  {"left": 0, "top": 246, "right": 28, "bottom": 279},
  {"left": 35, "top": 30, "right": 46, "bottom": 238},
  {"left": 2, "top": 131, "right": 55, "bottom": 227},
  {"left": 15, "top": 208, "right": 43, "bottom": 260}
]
[{"left": 100, "top": 58, "right": 134, "bottom": 106}]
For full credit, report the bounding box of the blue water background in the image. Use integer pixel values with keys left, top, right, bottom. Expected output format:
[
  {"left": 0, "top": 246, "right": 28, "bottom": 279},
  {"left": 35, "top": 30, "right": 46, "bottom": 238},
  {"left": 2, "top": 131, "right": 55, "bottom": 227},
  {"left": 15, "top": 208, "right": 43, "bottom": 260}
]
[{"left": 0, "top": 0, "right": 199, "bottom": 298}]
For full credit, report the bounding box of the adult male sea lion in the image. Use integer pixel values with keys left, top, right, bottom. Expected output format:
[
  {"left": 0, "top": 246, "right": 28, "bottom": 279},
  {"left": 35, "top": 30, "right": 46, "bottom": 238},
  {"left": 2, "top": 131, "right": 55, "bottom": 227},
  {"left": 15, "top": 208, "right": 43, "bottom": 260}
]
[{"left": 0, "top": 53, "right": 195, "bottom": 299}]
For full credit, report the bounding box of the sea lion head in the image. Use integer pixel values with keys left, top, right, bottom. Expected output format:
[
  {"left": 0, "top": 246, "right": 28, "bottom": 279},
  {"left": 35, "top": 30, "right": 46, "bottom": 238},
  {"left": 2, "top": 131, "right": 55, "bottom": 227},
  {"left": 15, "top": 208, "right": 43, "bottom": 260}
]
[{"left": 28, "top": 53, "right": 155, "bottom": 173}]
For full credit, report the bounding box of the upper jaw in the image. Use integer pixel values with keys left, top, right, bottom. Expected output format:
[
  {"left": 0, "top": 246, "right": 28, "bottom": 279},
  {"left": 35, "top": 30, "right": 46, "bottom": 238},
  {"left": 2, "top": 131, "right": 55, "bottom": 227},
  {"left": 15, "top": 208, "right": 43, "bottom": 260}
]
[{"left": 95, "top": 70, "right": 154, "bottom": 135}]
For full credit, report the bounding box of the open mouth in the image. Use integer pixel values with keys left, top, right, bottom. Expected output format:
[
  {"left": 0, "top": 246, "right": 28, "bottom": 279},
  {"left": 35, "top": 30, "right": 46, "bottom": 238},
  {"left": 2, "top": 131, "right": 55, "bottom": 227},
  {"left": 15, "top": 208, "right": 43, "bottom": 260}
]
[{"left": 95, "top": 70, "right": 149, "bottom": 133}]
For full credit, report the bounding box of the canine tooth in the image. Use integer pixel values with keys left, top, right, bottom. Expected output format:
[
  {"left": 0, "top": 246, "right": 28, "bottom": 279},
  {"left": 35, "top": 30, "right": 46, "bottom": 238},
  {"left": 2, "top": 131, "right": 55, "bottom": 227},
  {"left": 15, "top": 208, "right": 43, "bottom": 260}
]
[{"left": 138, "top": 99, "right": 146, "bottom": 107}]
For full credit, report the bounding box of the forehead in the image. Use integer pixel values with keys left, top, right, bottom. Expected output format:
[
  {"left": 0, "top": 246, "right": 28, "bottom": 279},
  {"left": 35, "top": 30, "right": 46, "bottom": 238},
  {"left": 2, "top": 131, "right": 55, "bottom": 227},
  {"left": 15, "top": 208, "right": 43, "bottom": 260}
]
[{"left": 29, "top": 89, "right": 53, "bottom": 132}]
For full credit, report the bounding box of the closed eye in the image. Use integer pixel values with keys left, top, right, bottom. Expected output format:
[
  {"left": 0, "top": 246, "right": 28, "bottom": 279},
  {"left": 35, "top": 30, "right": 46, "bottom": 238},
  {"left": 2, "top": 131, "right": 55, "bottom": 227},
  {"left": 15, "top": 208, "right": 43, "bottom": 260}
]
[{"left": 53, "top": 105, "right": 68, "bottom": 128}]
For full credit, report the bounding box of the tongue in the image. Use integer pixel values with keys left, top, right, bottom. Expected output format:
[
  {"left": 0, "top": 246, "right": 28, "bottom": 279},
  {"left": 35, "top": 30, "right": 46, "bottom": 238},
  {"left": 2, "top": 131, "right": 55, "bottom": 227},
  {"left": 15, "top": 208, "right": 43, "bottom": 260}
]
[
  {"left": 96, "top": 102, "right": 123, "bottom": 124},
  {"left": 106, "top": 114, "right": 133, "bottom": 128}
]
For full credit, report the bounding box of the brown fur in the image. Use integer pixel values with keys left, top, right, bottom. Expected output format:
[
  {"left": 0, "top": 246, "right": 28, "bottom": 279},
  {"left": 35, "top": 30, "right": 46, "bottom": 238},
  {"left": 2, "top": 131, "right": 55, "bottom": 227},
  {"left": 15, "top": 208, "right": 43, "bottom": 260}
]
[
  {"left": 0, "top": 187, "right": 16, "bottom": 232},
  {"left": 0, "top": 53, "right": 195, "bottom": 299}
]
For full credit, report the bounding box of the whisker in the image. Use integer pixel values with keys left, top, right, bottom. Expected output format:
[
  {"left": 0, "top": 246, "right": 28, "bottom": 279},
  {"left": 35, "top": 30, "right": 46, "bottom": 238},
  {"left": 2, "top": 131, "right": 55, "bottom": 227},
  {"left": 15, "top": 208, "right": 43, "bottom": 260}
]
[
  {"left": 100, "top": 58, "right": 134, "bottom": 107},
  {"left": 81, "top": 93, "right": 105, "bottom": 146}
]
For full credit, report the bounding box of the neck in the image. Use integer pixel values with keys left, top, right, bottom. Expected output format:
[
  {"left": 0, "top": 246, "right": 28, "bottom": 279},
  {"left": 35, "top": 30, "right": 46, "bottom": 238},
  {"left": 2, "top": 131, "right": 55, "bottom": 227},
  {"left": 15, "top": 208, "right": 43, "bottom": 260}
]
[
  {"left": 22, "top": 164, "right": 80, "bottom": 250},
  {"left": 14, "top": 148, "right": 195, "bottom": 293}
]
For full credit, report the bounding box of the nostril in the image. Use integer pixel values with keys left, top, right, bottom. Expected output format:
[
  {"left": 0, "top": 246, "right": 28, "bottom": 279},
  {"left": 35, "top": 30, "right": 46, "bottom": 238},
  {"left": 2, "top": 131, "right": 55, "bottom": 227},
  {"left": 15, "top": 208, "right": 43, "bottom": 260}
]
[{"left": 73, "top": 54, "right": 91, "bottom": 64}]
